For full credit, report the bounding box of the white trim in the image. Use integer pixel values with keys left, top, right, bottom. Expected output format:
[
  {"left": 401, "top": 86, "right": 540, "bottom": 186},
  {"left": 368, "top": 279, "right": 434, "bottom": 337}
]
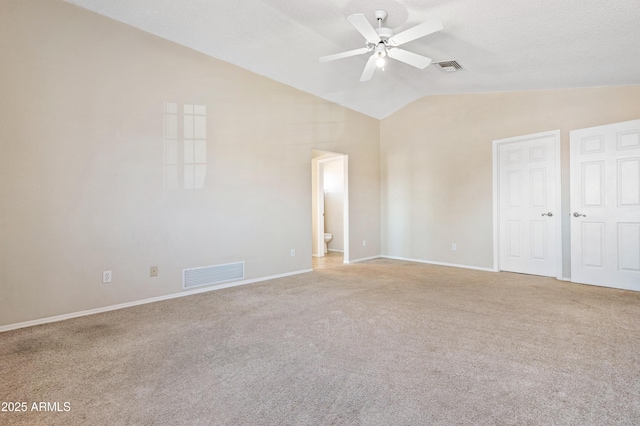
[
  {"left": 313, "top": 157, "right": 325, "bottom": 257},
  {"left": 345, "top": 255, "right": 381, "bottom": 264},
  {"left": 492, "top": 129, "right": 563, "bottom": 279},
  {"left": 327, "top": 249, "right": 344, "bottom": 253},
  {"left": 343, "top": 156, "right": 349, "bottom": 264},
  {"left": 381, "top": 256, "right": 495, "bottom": 272},
  {"left": 0, "top": 268, "right": 313, "bottom": 333}
]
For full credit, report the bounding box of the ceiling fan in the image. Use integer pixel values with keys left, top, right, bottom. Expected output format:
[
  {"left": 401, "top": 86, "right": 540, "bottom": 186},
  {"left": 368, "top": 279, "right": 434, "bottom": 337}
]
[{"left": 319, "top": 10, "right": 443, "bottom": 82}]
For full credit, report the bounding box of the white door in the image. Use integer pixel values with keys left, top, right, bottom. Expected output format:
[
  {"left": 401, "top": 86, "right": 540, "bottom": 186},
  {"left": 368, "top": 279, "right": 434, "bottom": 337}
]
[
  {"left": 570, "top": 119, "right": 640, "bottom": 291},
  {"left": 495, "top": 130, "right": 560, "bottom": 277}
]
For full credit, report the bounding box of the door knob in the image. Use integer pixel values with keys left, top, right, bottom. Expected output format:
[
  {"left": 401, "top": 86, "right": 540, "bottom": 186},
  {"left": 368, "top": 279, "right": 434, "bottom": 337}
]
[
  {"left": 541, "top": 212, "right": 553, "bottom": 217},
  {"left": 573, "top": 212, "right": 586, "bottom": 217}
]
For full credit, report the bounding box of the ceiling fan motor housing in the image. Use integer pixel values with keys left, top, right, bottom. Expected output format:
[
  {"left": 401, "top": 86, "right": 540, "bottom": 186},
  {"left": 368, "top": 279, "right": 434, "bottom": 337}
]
[{"left": 376, "top": 27, "right": 394, "bottom": 40}]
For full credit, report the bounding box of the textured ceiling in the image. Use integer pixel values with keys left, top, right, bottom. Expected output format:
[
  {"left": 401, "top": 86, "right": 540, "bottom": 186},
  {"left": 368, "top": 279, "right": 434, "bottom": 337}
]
[{"left": 64, "top": 0, "right": 640, "bottom": 119}]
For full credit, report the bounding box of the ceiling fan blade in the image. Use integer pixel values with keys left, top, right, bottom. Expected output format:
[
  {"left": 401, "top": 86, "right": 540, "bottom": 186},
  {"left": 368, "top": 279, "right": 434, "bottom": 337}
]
[
  {"left": 387, "top": 19, "right": 443, "bottom": 46},
  {"left": 387, "top": 48, "right": 432, "bottom": 69},
  {"left": 360, "top": 55, "right": 378, "bottom": 82},
  {"left": 348, "top": 13, "right": 381, "bottom": 43},
  {"left": 319, "top": 47, "right": 371, "bottom": 63}
]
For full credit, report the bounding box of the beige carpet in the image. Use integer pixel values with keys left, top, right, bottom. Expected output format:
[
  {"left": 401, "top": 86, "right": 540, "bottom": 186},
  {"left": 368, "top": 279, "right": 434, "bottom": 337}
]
[{"left": 2, "top": 258, "right": 640, "bottom": 425}]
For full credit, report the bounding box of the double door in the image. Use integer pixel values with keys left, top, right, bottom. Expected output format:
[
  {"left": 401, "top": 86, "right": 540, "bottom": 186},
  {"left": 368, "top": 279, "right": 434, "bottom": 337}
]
[{"left": 496, "top": 120, "right": 640, "bottom": 291}]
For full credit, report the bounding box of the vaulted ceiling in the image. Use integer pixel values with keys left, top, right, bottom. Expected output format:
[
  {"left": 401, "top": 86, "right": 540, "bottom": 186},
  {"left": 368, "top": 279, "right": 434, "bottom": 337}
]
[{"left": 64, "top": 0, "right": 640, "bottom": 119}]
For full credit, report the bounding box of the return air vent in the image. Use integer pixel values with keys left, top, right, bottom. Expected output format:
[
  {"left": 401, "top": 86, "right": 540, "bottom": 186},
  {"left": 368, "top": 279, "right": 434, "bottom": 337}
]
[
  {"left": 435, "top": 60, "right": 463, "bottom": 72},
  {"left": 182, "top": 261, "right": 244, "bottom": 289}
]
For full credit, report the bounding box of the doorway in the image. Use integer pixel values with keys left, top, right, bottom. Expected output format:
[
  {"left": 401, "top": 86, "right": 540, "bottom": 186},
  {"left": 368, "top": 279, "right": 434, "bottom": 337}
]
[
  {"left": 493, "top": 130, "right": 562, "bottom": 278},
  {"left": 311, "top": 150, "right": 349, "bottom": 266}
]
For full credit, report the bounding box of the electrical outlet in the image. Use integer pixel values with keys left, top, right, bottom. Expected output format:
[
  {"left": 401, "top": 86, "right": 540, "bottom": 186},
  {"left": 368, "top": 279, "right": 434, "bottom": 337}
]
[
  {"left": 363, "top": 240, "right": 367, "bottom": 247},
  {"left": 150, "top": 266, "right": 158, "bottom": 277},
  {"left": 290, "top": 249, "right": 295, "bottom": 257},
  {"left": 102, "top": 270, "right": 112, "bottom": 283},
  {"left": 452, "top": 243, "right": 457, "bottom": 251}
]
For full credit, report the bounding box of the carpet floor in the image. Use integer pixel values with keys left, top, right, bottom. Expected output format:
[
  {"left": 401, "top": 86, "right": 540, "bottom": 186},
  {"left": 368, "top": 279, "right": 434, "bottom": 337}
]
[{"left": 1, "top": 258, "right": 640, "bottom": 425}]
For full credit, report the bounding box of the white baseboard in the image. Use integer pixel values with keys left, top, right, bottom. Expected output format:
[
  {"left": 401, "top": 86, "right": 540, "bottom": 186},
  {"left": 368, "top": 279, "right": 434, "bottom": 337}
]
[
  {"left": 0, "top": 268, "right": 313, "bottom": 333},
  {"left": 327, "top": 249, "right": 344, "bottom": 253},
  {"left": 345, "top": 255, "right": 381, "bottom": 264},
  {"left": 380, "top": 255, "right": 496, "bottom": 272}
]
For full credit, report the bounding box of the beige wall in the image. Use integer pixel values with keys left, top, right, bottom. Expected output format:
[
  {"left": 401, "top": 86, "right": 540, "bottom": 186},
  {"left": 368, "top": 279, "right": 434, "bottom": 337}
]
[
  {"left": 0, "top": 0, "right": 380, "bottom": 327},
  {"left": 381, "top": 86, "right": 640, "bottom": 275}
]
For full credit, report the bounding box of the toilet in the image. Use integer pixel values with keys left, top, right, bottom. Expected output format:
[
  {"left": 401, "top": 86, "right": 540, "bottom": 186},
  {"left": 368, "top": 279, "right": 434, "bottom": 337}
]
[{"left": 323, "top": 233, "right": 333, "bottom": 254}]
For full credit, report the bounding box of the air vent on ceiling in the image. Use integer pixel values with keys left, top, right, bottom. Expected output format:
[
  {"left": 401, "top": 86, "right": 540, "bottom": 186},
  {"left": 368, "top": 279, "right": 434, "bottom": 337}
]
[
  {"left": 183, "top": 261, "right": 244, "bottom": 289},
  {"left": 435, "top": 60, "right": 463, "bottom": 72}
]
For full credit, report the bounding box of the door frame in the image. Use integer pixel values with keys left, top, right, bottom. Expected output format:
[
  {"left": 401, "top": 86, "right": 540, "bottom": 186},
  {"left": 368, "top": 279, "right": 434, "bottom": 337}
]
[
  {"left": 492, "top": 129, "right": 563, "bottom": 279},
  {"left": 312, "top": 152, "right": 349, "bottom": 263}
]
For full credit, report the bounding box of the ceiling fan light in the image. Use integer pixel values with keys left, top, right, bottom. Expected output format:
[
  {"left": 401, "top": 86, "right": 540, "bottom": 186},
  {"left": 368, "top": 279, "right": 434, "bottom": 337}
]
[{"left": 376, "top": 56, "right": 386, "bottom": 68}]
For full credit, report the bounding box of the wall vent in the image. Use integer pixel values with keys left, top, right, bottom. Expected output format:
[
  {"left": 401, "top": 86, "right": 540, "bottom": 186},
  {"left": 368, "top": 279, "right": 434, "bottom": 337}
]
[
  {"left": 435, "top": 60, "right": 463, "bottom": 72},
  {"left": 182, "top": 261, "right": 244, "bottom": 289}
]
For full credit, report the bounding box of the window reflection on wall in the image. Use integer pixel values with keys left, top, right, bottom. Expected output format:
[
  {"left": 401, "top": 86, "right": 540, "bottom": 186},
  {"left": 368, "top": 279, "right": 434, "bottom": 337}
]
[
  {"left": 163, "top": 102, "right": 207, "bottom": 190},
  {"left": 163, "top": 102, "right": 179, "bottom": 190}
]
